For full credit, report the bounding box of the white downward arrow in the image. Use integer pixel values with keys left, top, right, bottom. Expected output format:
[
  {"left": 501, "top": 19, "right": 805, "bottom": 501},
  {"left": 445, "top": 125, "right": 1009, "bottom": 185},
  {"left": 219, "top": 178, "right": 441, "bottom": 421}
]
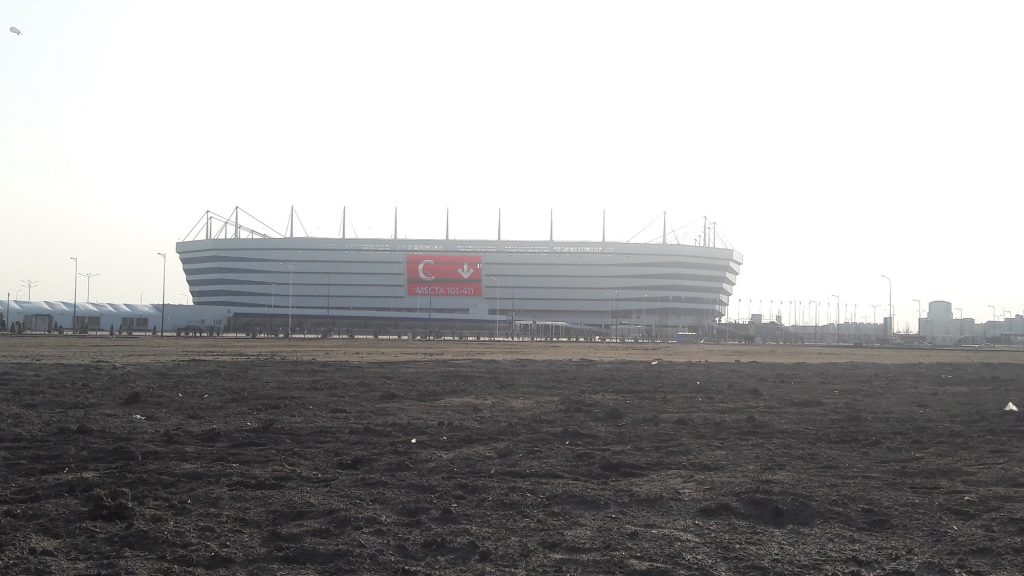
[{"left": 457, "top": 263, "right": 474, "bottom": 279}]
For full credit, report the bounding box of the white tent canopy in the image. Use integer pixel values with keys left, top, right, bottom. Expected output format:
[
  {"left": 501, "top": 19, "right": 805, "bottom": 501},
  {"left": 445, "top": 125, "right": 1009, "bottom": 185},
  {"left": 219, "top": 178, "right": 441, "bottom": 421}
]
[{"left": 2, "top": 301, "right": 231, "bottom": 332}]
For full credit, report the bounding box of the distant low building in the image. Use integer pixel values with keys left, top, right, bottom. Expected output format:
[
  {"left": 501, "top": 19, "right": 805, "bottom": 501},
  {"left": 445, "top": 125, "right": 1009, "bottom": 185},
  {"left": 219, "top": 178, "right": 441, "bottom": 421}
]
[{"left": 2, "top": 301, "right": 231, "bottom": 334}]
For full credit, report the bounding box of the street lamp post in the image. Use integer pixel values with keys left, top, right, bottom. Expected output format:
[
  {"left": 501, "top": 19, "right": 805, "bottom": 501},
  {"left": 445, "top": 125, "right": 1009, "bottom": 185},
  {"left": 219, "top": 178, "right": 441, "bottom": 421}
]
[
  {"left": 869, "top": 304, "right": 882, "bottom": 325},
  {"left": 70, "top": 257, "right": 78, "bottom": 332},
  {"left": 288, "top": 265, "right": 294, "bottom": 337},
  {"left": 880, "top": 274, "right": 892, "bottom": 342},
  {"left": 20, "top": 280, "right": 38, "bottom": 301},
  {"left": 157, "top": 253, "right": 166, "bottom": 336},
  {"left": 78, "top": 273, "right": 99, "bottom": 303},
  {"left": 808, "top": 299, "right": 818, "bottom": 343},
  {"left": 831, "top": 294, "right": 840, "bottom": 345}
]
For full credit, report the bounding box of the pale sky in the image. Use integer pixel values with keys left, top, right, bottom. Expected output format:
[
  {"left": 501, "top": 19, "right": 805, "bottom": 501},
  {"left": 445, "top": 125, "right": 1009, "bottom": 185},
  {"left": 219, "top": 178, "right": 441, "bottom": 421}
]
[{"left": 3, "top": 1, "right": 1022, "bottom": 328}]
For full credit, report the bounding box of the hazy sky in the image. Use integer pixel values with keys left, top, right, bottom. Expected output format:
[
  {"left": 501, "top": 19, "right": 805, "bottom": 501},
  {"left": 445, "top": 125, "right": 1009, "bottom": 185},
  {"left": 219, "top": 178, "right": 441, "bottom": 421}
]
[{"left": 3, "top": 1, "right": 1022, "bottom": 328}]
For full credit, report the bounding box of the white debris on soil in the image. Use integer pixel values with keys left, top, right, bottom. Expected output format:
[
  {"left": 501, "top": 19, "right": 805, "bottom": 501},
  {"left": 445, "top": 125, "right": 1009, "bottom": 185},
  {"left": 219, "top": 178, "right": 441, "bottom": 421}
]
[
  {"left": 132, "top": 414, "right": 146, "bottom": 420},
  {"left": 1004, "top": 402, "right": 1018, "bottom": 412},
  {"left": 411, "top": 438, "right": 417, "bottom": 443}
]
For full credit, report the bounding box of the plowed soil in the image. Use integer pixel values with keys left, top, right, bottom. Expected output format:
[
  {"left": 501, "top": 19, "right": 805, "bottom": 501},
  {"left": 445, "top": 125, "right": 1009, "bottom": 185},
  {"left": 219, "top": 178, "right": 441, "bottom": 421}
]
[{"left": 2, "top": 337, "right": 1023, "bottom": 575}]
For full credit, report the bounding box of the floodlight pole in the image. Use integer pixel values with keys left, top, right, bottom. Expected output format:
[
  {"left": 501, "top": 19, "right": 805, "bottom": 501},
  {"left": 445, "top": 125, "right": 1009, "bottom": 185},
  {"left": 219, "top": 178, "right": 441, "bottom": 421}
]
[{"left": 157, "top": 253, "right": 166, "bottom": 336}]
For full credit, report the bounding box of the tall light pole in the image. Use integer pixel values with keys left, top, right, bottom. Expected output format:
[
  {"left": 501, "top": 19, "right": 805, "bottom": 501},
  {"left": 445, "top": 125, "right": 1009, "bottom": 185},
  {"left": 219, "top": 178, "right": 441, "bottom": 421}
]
[
  {"left": 70, "top": 257, "right": 78, "bottom": 331},
  {"left": 912, "top": 298, "right": 922, "bottom": 335},
  {"left": 831, "top": 294, "right": 840, "bottom": 345},
  {"left": 20, "top": 280, "right": 38, "bottom": 300},
  {"left": 880, "top": 274, "right": 892, "bottom": 342},
  {"left": 78, "top": 273, "right": 99, "bottom": 303},
  {"left": 869, "top": 304, "right": 882, "bottom": 325},
  {"left": 988, "top": 304, "right": 996, "bottom": 321},
  {"left": 808, "top": 299, "right": 817, "bottom": 343},
  {"left": 157, "top": 253, "right": 166, "bottom": 336},
  {"left": 288, "top": 265, "right": 294, "bottom": 337}
]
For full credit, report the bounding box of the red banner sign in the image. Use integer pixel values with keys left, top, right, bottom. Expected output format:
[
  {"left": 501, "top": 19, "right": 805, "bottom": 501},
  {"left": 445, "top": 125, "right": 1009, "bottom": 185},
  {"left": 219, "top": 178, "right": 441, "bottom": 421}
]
[{"left": 406, "top": 255, "right": 483, "bottom": 297}]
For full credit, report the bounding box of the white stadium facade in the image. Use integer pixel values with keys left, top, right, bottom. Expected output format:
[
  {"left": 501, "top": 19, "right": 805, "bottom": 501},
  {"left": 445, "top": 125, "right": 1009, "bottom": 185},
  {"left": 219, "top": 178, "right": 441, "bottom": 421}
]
[{"left": 176, "top": 211, "right": 743, "bottom": 339}]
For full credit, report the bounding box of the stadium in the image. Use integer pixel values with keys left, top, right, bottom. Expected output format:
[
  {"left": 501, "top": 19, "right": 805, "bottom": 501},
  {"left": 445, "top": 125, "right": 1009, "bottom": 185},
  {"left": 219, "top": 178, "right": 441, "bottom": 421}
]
[{"left": 176, "top": 209, "right": 743, "bottom": 339}]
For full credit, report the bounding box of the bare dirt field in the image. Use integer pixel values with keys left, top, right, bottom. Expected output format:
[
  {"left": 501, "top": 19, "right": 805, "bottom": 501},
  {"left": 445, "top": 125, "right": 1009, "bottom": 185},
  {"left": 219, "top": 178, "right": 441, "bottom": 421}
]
[
  {"left": 2, "top": 336, "right": 1023, "bottom": 575},
  {"left": 3, "top": 335, "right": 1024, "bottom": 365}
]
